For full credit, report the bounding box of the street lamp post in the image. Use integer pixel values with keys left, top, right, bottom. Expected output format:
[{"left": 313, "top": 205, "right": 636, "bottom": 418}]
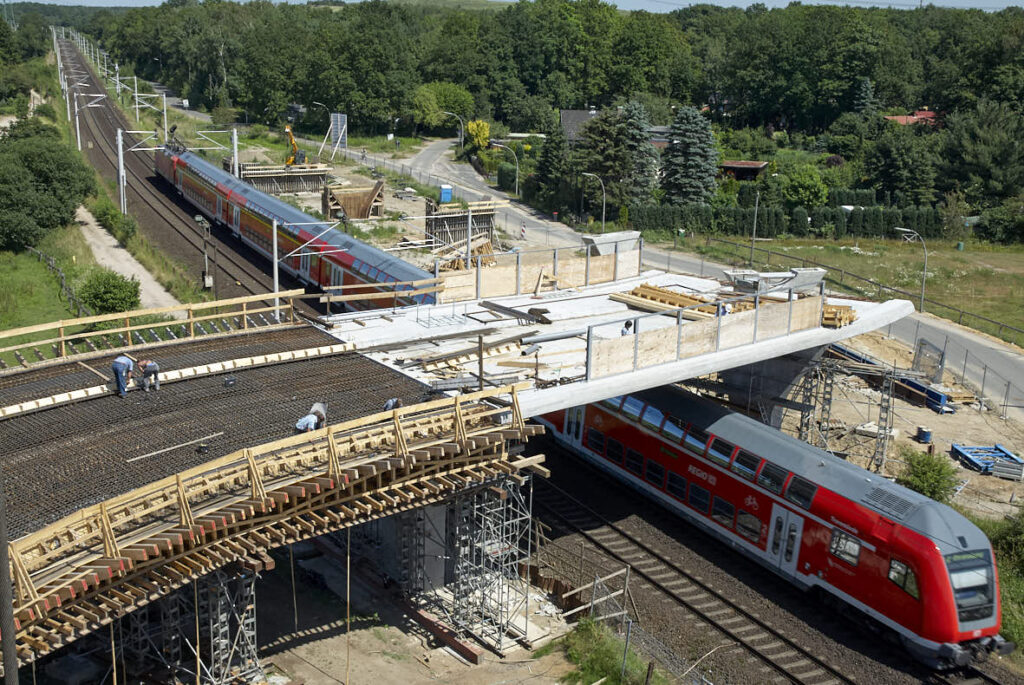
[
  {"left": 489, "top": 141, "right": 519, "bottom": 197},
  {"left": 749, "top": 190, "right": 760, "bottom": 267},
  {"left": 442, "top": 111, "right": 465, "bottom": 150},
  {"left": 581, "top": 172, "right": 606, "bottom": 233},
  {"left": 894, "top": 227, "right": 928, "bottom": 312}
]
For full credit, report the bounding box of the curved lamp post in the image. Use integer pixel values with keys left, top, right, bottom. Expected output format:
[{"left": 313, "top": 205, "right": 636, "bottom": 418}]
[
  {"left": 489, "top": 140, "right": 519, "bottom": 197},
  {"left": 442, "top": 110, "right": 465, "bottom": 150},
  {"left": 894, "top": 226, "right": 928, "bottom": 312}
]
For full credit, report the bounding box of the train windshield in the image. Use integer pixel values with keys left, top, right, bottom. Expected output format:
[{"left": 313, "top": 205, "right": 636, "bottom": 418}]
[{"left": 946, "top": 550, "right": 995, "bottom": 623}]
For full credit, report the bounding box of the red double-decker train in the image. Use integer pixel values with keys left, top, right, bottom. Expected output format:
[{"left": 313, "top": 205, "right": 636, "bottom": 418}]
[{"left": 540, "top": 386, "right": 1013, "bottom": 668}]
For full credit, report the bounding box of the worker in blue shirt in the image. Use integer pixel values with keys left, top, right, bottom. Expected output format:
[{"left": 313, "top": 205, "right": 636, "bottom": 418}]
[
  {"left": 295, "top": 403, "right": 327, "bottom": 432},
  {"left": 111, "top": 354, "right": 134, "bottom": 398}
]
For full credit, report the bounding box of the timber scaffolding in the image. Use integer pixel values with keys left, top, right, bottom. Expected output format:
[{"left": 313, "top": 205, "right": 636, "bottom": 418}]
[
  {"left": 321, "top": 180, "right": 385, "bottom": 220},
  {"left": 0, "top": 378, "right": 545, "bottom": 672},
  {"left": 222, "top": 159, "right": 330, "bottom": 194}
]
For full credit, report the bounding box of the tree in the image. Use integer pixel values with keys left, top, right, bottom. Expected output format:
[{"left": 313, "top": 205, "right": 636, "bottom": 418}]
[
  {"left": 864, "top": 126, "right": 937, "bottom": 205},
  {"left": 662, "top": 106, "right": 718, "bottom": 206},
  {"left": 535, "top": 124, "right": 572, "bottom": 212},
  {"left": 895, "top": 446, "right": 958, "bottom": 504},
  {"left": 79, "top": 269, "right": 141, "bottom": 314},
  {"left": 466, "top": 119, "right": 490, "bottom": 151},
  {"left": 781, "top": 164, "right": 828, "bottom": 210},
  {"left": 940, "top": 190, "right": 971, "bottom": 241},
  {"left": 411, "top": 81, "right": 474, "bottom": 128},
  {"left": 621, "top": 101, "right": 659, "bottom": 207},
  {"left": 976, "top": 194, "right": 1024, "bottom": 244},
  {"left": 853, "top": 77, "right": 878, "bottom": 115},
  {"left": 942, "top": 100, "right": 1024, "bottom": 209},
  {"left": 576, "top": 110, "right": 631, "bottom": 219}
]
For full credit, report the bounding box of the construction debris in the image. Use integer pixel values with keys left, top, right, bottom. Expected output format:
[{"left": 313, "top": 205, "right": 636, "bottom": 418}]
[{"left": 822, "top": 304, "right": 857, "bottom": 328}]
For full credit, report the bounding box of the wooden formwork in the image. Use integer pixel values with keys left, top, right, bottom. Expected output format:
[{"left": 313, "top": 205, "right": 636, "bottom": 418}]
[{"left": 4, "top": 384, "right": 545, "bottom": 670}]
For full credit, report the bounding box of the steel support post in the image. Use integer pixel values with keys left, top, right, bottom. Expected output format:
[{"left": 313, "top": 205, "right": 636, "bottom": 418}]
[
  {"left": 585, "top": 326, "right": 594, "bottom": 381},
  {"left": 74, "top": 98, "right": 81, "bottom": 151},
  {"left": 162, "top": 94, "right": 167, "bottom": 142},
  {"left": 231, "top": 128, "right": 239, "bottom": 178},
  {"left": 0, "top": 480, "right": 18, "bottom": 684},
  {"left": 117, "top": 129, "right": 126, "bottom": 214},
  {"left": 272, "top": 219, "right": 280, "bottom": 321},
  {"left": 133, "top": 75, "right": 139, "bottom": 122}
]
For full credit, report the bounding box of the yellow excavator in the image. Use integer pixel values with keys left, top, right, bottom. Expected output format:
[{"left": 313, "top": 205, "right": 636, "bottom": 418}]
[{"left": 284, "top": 125, "right": 306, "bottom": 166}]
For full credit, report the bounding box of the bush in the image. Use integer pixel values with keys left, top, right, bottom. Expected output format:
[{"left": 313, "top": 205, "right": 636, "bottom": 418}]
[
  {"left": 895, "top": 446, "right": 958, "bottom": 504},
  {"left": 79, "top": 268, "right": 140, "bottom": 314},
  {"left": 89, "top": 194, "right": 138, "bottom": 243},
  {"left": 33, "top": 102, "right": 56, "bottom": 120},
  {"left": 210, "top": 106, "right": 237, "bottom": 126},
  {"left": 247, "top": 124, "right": 268, "bottom": 140},
  {"left": 497, "top": 162, "right": 516, "bottom": 192}
]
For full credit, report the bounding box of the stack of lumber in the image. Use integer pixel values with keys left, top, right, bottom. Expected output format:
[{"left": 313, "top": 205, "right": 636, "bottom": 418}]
[
  {"left": 822, "top": 304, "right": 856, "bottom": 328},
  {"left": 609, "top": 283, "right": 749, "bottom": 320},
  {"left": 435, "top": 235, "right": 497, "bottom": 271}
]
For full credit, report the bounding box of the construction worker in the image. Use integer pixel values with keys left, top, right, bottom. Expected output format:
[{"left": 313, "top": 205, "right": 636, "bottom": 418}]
[
  {"left": 135, "top": 359, "right": 160, "bottom": 392},
  {"left": 295, "top": 402, "right": 327, "bottom": 432},
  {"left": 111, "top": 354, "right": 134, "bottom": 398},
  {"left": 383, "top": 397, "right": 403, "bottom": 411},
  {"left": 621, "top": 320, "right": 633, "bottom": 337}
]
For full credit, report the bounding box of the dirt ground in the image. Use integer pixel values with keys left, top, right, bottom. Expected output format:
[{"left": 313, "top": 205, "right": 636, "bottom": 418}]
[
  {"left": 784, "top": 330, "right": 1024, "bottom": 519},
  {"left": 257, "top": 542, "right": 574, "bottom": 685}
]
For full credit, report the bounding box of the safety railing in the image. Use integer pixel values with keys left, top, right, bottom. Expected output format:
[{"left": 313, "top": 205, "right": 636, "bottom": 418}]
[{"left": 0, "top": 290, "right": 305, "bottom": 372}]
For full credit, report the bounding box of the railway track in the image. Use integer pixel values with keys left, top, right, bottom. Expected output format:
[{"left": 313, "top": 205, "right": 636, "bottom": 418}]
[
  {"left": 533, "top": 476, "right": 855, "bottom": 685},
  {"left": 60, "top": 42, "right": 320, "bottom": 317}
]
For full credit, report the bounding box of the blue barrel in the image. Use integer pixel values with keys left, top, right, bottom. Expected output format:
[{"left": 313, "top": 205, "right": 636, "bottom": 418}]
[{"left": 917, "top": 426, "right": 932, "bottom": 444}]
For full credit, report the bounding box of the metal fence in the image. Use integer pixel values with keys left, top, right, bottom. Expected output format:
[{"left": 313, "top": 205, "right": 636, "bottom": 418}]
[
  {"left": 27, "top": 247, "right": 93, "bottom": 319},
  {"left": 706, "top": 237, "right": 1024, "bottom": 348}
]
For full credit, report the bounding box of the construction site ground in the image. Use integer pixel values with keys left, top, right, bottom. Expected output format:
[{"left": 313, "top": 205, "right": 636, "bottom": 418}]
[
  {"left": 786, "top": 329, "right": 1024, "bottom": 520},
  {"left": 257, "top": 541, "right": 574, "bottom": 685}
]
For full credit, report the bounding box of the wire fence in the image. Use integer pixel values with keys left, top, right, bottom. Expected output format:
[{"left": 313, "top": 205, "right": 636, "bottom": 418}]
[
  {"left": 26, "top": 246, "right": 93, "bottom": 318},
  {"left": 705, "top": 237, "right": 1024, "bottom": 348}
]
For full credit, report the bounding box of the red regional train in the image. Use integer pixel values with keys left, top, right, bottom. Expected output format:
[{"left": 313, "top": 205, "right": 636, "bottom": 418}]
[
  {"left": 540, "top": 386, "right": 1014, "bottom": 668},
  {"left": 154, "top": 143, "right": 433, "bottom": 309}
]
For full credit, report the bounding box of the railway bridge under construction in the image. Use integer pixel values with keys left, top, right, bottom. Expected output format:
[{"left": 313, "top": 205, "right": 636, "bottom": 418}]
[{"left": 0, "top": 255, "right": 912, "bottom": 680}]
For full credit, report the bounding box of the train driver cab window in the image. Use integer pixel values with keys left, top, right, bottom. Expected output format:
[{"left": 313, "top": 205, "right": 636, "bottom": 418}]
[
  {"left": 757, "top": 462, "right": 788, "bottom": 494},
  {"left": 641, "top": 406, "right": 665, "bottom": 432},
  {"left": 661, "top": 416, "right": 685, "bottom": 444},
  {"left": 684, "top": 426, "right": 710, "bottom": 454},
  {"left": 587, "top": 428, "right": 606, "bottom": 455},
  {"left": 888, "top": 559, "right": 920, "bottom": 599},
  {"left": 731, "top": 450, "right": 761, "bottom": 481},
  {"left": 706, "top": 438, "right": 734, "bottom": 468},
  {"left": 829, "top": 529, "right": 861, "bottom": 566},
  {"left": 621, "top": 396, "right": 645, "bottom": 422},
  {"left": 784, "top": 476, "right": 818, "bottom": 510},
  {"left": 606, "top": 439, "right": 624, "bottom": 465}
]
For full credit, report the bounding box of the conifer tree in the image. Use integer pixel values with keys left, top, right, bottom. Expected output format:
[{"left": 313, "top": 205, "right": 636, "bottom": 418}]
[
  {"left": 662, "top": 106, "right": 718, "bottom": 206},
  {"left": 854, "top": 77, "right": 879, "bottom": 115},
  {"left": 535, "top": 124, "right": 571, "bottom": 213},
  {"left": 621, "top": 100, "right": 659, "bottom": 206}
]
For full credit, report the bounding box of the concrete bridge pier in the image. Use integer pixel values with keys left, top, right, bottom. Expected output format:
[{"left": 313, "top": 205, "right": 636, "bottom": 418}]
[{"left": 713, "top": 345, "right": 827, "bottom": 429}]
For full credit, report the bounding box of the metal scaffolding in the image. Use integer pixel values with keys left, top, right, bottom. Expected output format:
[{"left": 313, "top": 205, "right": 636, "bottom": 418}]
[
  {"left": 397, "top": 509, "right": 427, "bottom": 594},
  {"left": 116, "top": 569, "right": 263, "bottom": 683},
  {"left": 445, "top": 475, "right": 533, "bottom": 653}
]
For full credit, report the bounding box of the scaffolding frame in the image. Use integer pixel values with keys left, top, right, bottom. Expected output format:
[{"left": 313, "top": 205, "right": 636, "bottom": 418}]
[{"left": 446, "top": 475, "right": 533, "bottom": 653}]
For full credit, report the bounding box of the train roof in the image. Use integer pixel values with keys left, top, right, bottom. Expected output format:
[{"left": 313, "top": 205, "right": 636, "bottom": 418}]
[
  {"left": 164, "top": 147, "right": 431, "bottom": 284},
  {"left": 635, "top": 386, "right": 990, "bottom": 557}
]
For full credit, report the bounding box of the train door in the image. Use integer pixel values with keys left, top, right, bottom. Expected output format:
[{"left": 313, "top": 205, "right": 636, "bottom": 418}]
[
  {"left": 231, "top": 206, "right": 240, "bottom": 236},
  {"left": 767, "top": 503, "right": 804, "bottom": 578},
  {"left": 564, "top": 406, "right": 585, "bottom": 447},
  {"left": 216, "top": 196, "right": 223, "bottom": 223},
  {"left": 299, "top": 253, "right": 311, "bottom": 280}
]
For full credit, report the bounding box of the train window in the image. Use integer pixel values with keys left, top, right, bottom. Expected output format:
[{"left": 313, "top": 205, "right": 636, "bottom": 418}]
[
  {"left": 625, "top": 449, "right": 644, "bottom": 476},
  {"left": 667, "top": 472, "right": 686, "bottom": 499},
  {"left": 784, "top": 524, "right": 797, "bottom": 562},
  {"left": 661, "top": 416, "right": 685, "bottom": 443},
  {"left": 757, "top": 462, "right": 788, "bottom": 495},
  {"left": 707, "top": 438, "right": 734, "bottom": 467},
  {"left": 600, "top": 396, "right": 625, "bottom": 411},
  {"left": 711, "top": 497, "right": 735, "bottom": 528},
  {"left": 688, "top": 484, "right": 710, "bottom": 513},
  {"left": 731, "top": 450, "right": 761, "bottom": 481},
  {"left": 606, "top": 439, "right": 624, "bottom": 465},
  {"left": 784, "top": 476, "right": 818, "bottom": 510},
  {"left": 888, "top": 560, "right": 920, "bottom": 599},
  {"left": 771, "top": 517, "right": 783, "bottom": 554},
  {"left": 737, "top": 511, "right": 761, "bottom": 542},
  {"left": 829, "top": 529, "right": 861, "bottom": 566},
  {"left": 684, "top": 426, "right": 710, "bottom": 454},
  {"left": 587, "top": 428, "right": 606, "bottom": 455},
  {"left": 641, "top": 406, "right": 665, "bottom": 432},
  {"left": 645, "top": 460, "right": 666, "bottom": 488},
  {"left": 622, "top": 397, "right": 645, "bottom": 421}
]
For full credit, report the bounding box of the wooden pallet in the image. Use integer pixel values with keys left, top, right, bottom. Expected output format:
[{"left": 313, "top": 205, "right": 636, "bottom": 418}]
[{"left": 822, "top": 304, "right": 856, "bottom": 328}]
